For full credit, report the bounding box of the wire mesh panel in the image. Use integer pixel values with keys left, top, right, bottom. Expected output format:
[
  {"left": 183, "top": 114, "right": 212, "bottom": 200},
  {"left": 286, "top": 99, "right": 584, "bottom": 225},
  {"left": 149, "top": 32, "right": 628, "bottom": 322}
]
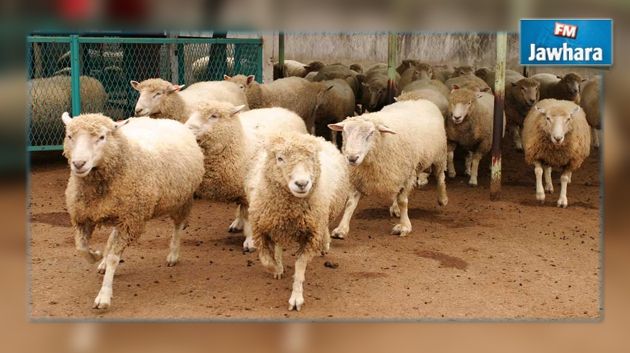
[{"left": 27, "top": 35, "right": 263, "bottom": 151}]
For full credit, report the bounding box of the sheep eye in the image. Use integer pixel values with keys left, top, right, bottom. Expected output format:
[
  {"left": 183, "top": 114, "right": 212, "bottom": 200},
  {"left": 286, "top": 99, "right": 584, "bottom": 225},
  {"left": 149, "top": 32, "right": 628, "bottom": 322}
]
[
  {"left": 67, "top": 135, "right": 72, "bottom": 140},
  {"left": 210, "top": 114, "right": 218, "bottom": 119},
  {"left": 99, "top": 135, "right": 105, "bottom": 141},
  {"left": 154, "top": 92, "right": 161, "bottom": 98},
  {"left": 276, "top": 156, "right": 284, "bottom": 163}
]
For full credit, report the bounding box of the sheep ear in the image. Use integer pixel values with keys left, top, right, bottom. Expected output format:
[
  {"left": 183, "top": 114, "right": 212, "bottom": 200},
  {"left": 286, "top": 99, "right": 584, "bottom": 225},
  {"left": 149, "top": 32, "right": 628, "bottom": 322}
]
[
  {"left": 534, "top": 106, "right": 546, "bottom": 115},
  {"left": 325, "top": 85, "right": 334, "bottom": 92},
  {"left": 61, "top": 112, "right": 72, "bottom": 125},
  {"left": 246, "top": 75, "right": 255, "bottom": 85},
  {"left": 224, "top": 75, "right": 231, "bottom": 81},
  {"left": 570, "top": 105, "right": 581, "bottom": 117},
  {"left": 328, "top": 122, "right": 345, "bottom": 132},
  {"left": 393, "top": 96, "right": 399, "bottom": 101},
  {"left": 168, "top": 84, "right": 184, "bottom": 93},
  {"left": 377, "top": 124, "right": 397, "bottom": 135},
  {"left": 114, "top": 119, "right": 130, "bottom": 130},
  {"left": 556, "top": 75, "right": 562, "bottom": 79},
  {"left": 231, "top": 105, "right": 246, "bottom": 116},
  {"left": 476, "top": 92, "right": 485, "bottom": 99},
  {"left": 480, "top": 87, "right": 491, "bottom": 93},
  {"left": 130, "top": 80, "right": 140, "bottom": 91},
  {"left": 511, "top": 82, "right": 517, "bottom": 87},
  {"left": 450, "top": 84, "right": 460, "bottom": 93}
]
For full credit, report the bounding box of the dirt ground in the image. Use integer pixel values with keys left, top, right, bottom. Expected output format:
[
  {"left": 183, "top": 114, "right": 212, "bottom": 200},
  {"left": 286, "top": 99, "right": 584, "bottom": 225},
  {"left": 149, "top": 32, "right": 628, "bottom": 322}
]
[{"left": 28, "top": 140, "right": 601, "bottom": 320}]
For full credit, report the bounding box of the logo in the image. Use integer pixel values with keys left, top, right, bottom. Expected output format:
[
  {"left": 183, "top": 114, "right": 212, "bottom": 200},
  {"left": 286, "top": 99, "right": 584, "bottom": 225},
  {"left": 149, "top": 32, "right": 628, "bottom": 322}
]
[{"left": 520, "top": 19, "right": 613, "bottom": 66}]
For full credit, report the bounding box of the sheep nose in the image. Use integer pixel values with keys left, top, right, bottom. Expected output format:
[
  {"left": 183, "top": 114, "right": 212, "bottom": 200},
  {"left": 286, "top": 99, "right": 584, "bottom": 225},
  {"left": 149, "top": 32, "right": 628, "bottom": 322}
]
[
  {"left": 347, "top": 155, "right": 359, "bottom": 163},
  {"left": 553, "top": 136, "right": 564, "bottom": 143},
  {"left": 72, "top": 160, "right": 86, "bottom": 169},
  {"left": 294, "top": 180, "right": 310, "bottom": 190}
]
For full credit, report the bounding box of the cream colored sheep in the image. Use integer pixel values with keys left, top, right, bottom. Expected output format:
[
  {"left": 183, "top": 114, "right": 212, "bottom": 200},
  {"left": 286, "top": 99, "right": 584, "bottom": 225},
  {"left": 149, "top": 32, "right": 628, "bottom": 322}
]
[
  {"left": 62, "top": 113, "right": 204, "bottom": 309},
  {"left": 580, "top": 76, "right": 601, "bottom": 148},
  {"left": 446, "top": 86, "right": 504, "bottom": 186},
  {"left": 246, "top": 132, "right": 349, "bottom": 311},
  {"left": 185, "top": 102, "right": 307, "bottom": 251},
  {"left": 522, "top": 99, "right": 591, "bottom": 207},
  {"left": 401, "top": 78, "right": 450, "bottom": 98},
  {"left": 445, "top": 74, "right": 491, "bottom": 92},
  {"left": 396, "top": 89, "right": 448, "bottom": 117},
  {"left": 328, "top": 100, "right": 448, "bottom": 238},
  {"left": 130, "top": 78, "right": 248, "bottom": 122}
]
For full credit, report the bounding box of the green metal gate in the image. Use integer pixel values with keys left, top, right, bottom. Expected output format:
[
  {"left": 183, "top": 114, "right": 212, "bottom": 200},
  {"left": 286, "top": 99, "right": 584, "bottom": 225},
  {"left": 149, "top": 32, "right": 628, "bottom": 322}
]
[{"left": 27, "top": 35, "right": 263, "bottom": 151}]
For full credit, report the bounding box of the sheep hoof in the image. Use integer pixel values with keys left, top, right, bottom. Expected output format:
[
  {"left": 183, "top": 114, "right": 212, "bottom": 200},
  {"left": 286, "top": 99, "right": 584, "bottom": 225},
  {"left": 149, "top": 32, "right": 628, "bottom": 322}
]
[
  {"left": 557, "top": 197, "right": 568, "bottom": 208},
  {"left": 389, "top": 204, "right": 401, "bottom": 218},
  {"left": 93, "top": 288, "right": 112, "bottom": 310},
  {"left": 83, "top": 250, "right": 103, "bottom": 264},
  {"left": 273, "top": 272, "right": 283, "bottom": 280},
  {"left": 228, "top": 219, "right": 244, "bottom": 233},
  {"left": 331, "top": 228, "right": 346, "bottom": 239},
  {"left": 242, "top": 237, "right": 256, "bottom": 252},
  {"left": 391, "top": 224, "right": 411, "bottom": 237},
  {"left": 536, "top": 192, "right": 546, "bottom": 203},
  {"left": 468, "top": 179, "right": 478, "bottom": 187},
  {"left": 438, "top": 196, "right": 448, "bottom": 207},
  {"left": 288, "top": 293, "right": 304, "bottom": 311},
  {"left": 97, "top": 259, "right": 107, "bottom": 274},
  {"left": 447, "top": 171, "right": 456, "bottom": 178},
  {"left": 545, "top": 185, "right": 554, "bottom": 194},
  {"left": 464, "top": 170, "right": 471, "bottom": 177}
]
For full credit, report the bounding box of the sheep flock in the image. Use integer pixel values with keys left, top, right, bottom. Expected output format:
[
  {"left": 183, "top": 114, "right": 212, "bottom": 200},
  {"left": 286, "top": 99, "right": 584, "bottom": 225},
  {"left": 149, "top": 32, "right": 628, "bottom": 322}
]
[{"left": 39, "top": 56, "right": 600, "bottom": 312}]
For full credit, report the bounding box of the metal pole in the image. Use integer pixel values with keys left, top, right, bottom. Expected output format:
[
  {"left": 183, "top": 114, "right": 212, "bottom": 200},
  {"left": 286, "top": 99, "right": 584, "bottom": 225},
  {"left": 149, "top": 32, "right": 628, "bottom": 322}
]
[
  {"left": 490, "top": 32, "right": 507, "bottom": 200},
  {"left": 278, "top": 31, "right": 285, "bottom": 79},
  {"left": 168, "top": 32, "right": 179, "bottom": 85},
  {"left": 70, "top": 35, "right": 81, "bottom": 116},
  {"left": 387, "top": 32, "right": 398, "bottom": 104}
]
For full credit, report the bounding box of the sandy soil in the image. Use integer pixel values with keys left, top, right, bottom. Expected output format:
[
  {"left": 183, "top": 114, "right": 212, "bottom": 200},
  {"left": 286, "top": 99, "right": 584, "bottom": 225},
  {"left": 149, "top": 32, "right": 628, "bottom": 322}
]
[{"left": 28, "top": 141, "right": 601, "bottom": 320}]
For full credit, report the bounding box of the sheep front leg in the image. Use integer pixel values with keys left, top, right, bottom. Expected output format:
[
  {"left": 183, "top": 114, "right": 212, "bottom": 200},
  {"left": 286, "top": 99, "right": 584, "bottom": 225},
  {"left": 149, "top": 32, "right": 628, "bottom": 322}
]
[
  {"left": 241, "top": 206, "right": 256, "bottom": 252},
  {"left": 228, "top": 204, "right": 244, "bottom": 233},
  {"left": 512, "top": 125, "right": 523, "bottom": 151},
  {"left": 93, "top": 227, "right": 137, "bottom": 310},
  {"left": 166, "top": 221, "right": 185, "bottom": 266},
  {"left": 74, "top": 222, "right": 101, "bottom": 264},
  {"left": 447, "top": 142, "right": 457, "bottom": 178},
  {"left": 97, "top": 228, "right": 118, "bottom": 274},
  {"left": 544, "top": 165, "right": 554, "bottom": 193},
  {"left": 465, "top": 151, "right": 473, "bottom": 177},
  {"left": 288, "top": 253, "right": 313, "bottom": 311},
  {"left": 468, "top": 152, "right": 482, "bottom": 186},
  {"left": 389, "top": 198, "right": 400, "bottom": 218},
  {"left": 591, "top": 128, "right": 600, "bottom": 149},
  {"left": 331, "top": 189, "right": 361, "bottom": 239},
  {"left": 391, "top": 188, "right": 412, "bottom": 237},
  {"left": 557, "top": 170, "right": 572, "bottom": 208},
  {"left": 433, "top": 162, "right": 448, "bottom": 206},
  {"left": 534, "top": 161, "right": 545, "bottom": 203},
  {"left": 258, "top": 240, "right": 283, "bottom": 279}
]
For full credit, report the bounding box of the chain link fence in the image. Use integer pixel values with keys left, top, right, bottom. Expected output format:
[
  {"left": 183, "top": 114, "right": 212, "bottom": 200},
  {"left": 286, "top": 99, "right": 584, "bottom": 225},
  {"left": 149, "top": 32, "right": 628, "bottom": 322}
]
[{"left": 27, "top": 35, "right": 263, "bottom": 151}]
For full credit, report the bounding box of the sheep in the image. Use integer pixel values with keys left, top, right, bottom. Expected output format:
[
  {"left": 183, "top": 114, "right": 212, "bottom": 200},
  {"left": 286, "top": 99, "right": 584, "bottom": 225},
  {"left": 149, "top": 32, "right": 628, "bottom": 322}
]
[
  {"left": 246, "top": 131, "right": 350, "bottom": 311},
  {"left": 61, "top": 113, "right": 204, "bottom": 309},
  {"left": 349, "top": 63, "right": 364, "bottom": 74},
  {"left": 474, "top": 68, "right": 524, "bottom": 91},
  {"left": 312, "top": 79, "right": 356, "bottom": 146},
  {"left": 531, "top": 73, "right": 585, "bottom": 104},
  {"left": 29, "top": 75, "right": 108, "bottom": 143},
  {"left": 225, "top": 75, "right": 323, "bottom": 134},
  {"left": 396, "top": 60, "right": 432, "bottom": 78},
  {"left": 396, "top": 89, "right": 448, "bottom": 117},
  {"left": 522, "top": 99, "right": 591, "bottom": 207},
  {"left": 304, "top": 71, "right": 318, "bottom": 81},
  {"left": 272, "top": 59, "right": 323, "bottom": 80},
  {"left": 130, "top": 78, "right": 248, "bottom": 122},
  {"left": 398, "top": 63, "right": 433, "bottom": 92},
  {"left": 505, "top": 77, "right": 541, "bottom": 151},
  {"left": 580, "top": 76, "right": 601, "bottom": 148},
  {"left": 432, "top": 65, "right": 454, "bottom": 83},
  {"left": 451, "top": 65, "right": 474, "bottom": 78},
  {"left": 445, "top": 74, "right": 491, "bottom": 92},
  {"left": 185, "top": 102, "right": 308, "bottom": 251},
  {"left": 190, "top": 55, "right": 237, "bottom": 83},
  {"left": 361, "top": 63, "right": 401, "bottom": 112},
  {"left": 401, "top": 78, "right": 451, "bottom": 99},
  {"left": 328, "top": 100, "right": 448, "bottom": 238},
  {"left": 445, "top": 86, "right": 504, "bottom": 186},
  {"left": 312, "top": 63, "right": 362, "bottom": 101}
]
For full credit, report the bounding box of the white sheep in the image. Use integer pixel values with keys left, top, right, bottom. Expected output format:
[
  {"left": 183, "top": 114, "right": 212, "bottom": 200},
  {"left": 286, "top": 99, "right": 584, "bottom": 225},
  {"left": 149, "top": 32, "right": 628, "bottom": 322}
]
[
  {"left": 62, "top": 113, "right": 204, "bottom": 309},
  {"left": 130, "top": 78, "right": 248, "bottom": 122},
  {"left": 522, "top": 99, "right": 591, "bottom": 207},
  {"left": 185, "top": 102, "right": 307, "bottom": 251},
  {"left": 328, "top": 99, "right": 448, "bottom": 238},
  {"left": 246, "top": 132, "right": 350, "bottom": 311},
  {"left": 580, "top": 76, "right": 601, "bottom": 148},
  {"left": 445, "top": 86, "right": 504, "bottom": 186}
]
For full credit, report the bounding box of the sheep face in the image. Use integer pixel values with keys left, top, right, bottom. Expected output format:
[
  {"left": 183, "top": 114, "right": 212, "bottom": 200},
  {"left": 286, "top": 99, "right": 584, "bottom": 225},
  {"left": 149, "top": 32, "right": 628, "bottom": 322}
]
[
  {"left": 223, "top": 75, "right": 246, "bottom": 92},
  {"left": 453, "top": 66, "right": 474, "bottom": 77},
  {"left": 267, "top": 137, "right": 321, "bottom": 198},
  {"left": 184, "top": 103, "right": 245, "bottom": 140},
  {"left": 329, "top": 119, "right": 396, "bottom": 166},
  {"left": 514, "top": 79, "right": 540, "bottom": 107},
  {"left": 130, "top": 79, "right": 183, "bottom": 116},
  {"left": 61, "top": 112, "right": 127, "bottom": 177},
  {"left": 364, "top": 84, "right": 386, "bottom": 111},
  {"left": 559, "top": 73, "right": 584, "bottom": 102},
  {"left": 534, "top": 105, "right": 581, "bottom": 146},
  {"left": 448, "top": 88, "right": 481, "bottom": 125}
]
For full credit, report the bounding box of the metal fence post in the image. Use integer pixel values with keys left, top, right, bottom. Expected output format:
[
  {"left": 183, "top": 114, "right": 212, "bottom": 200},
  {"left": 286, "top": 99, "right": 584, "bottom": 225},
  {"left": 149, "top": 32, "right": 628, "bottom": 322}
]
[
  {"left": 256, "top": 39, "right": 263, "bottom": 83},
  {"left": 490, "top": 32, "right": 507, "bottom": 200},
  {"left": 278, "top": 31, "right": 285, "bottom": 80},
  {"left": 177, "top": 42, "right": 185, "bottom": 85},
  {"left": 70, "top": 35, "right": 81, "bottom": 116},
  {"left": 387, "top": 32, "right": 398, "bottom": 104}
]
